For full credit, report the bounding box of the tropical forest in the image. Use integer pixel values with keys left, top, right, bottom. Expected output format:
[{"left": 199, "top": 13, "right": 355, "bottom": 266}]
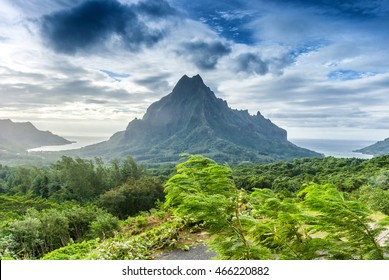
[{"left": 0, "top": 153, "right": 388, "bottom": 260}]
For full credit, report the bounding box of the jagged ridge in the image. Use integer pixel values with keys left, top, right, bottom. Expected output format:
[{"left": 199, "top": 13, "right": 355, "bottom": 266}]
[{"left": 74, "top": 75, "right": 321, "bottom": 165}]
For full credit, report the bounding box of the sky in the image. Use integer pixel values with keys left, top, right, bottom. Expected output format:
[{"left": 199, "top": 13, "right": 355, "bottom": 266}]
[{"left": 1, "top": 0, "right": 389, "bottom": 141}]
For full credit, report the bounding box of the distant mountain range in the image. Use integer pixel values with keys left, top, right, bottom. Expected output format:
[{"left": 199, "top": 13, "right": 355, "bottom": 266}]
[
  {"left": 70, "top": 74, "right": 321, "bottom": 165},
  {"left": 355, "top": 138, "right": 389, "bottom": 156},
  {"left": 0, "top": 119, "right": 72, "bottom": 153}
]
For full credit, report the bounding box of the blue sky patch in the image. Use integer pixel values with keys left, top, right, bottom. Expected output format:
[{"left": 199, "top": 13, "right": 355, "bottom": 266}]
[
  {"left": 327, "top": 70, "right": 377, "bottom": 81},
  {"left": 100, "top": 70, "right": 130, "bottom": 80}
]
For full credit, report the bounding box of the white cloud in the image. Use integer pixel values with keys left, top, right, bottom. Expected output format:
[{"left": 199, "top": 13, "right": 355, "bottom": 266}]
[{"left": 0, "top": 0, "right": 388, "bottom": 142}]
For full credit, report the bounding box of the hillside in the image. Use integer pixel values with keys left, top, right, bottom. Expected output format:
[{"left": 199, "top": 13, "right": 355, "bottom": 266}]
[
  {"left": 0, "top": 119, "right": 72, "bottom": 152},
  {"left": 70, "top": 75, "right": 321, "bottom": 165},
  {"left": 355, "top": 138, "right": 389, "bottom": 156}
]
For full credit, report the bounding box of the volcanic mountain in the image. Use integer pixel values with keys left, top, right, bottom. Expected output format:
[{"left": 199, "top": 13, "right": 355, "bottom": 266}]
[{"left": 74, "top": 75, "right": 321, "bottom": 165}]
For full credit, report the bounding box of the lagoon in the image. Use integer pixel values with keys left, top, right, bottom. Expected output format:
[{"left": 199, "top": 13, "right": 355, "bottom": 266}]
[
  {"left": 29, "top": 136, "right": 377, "bottom": 159},
  {"left": 290, "top": 138, "right": 375, "bottom": 159}
]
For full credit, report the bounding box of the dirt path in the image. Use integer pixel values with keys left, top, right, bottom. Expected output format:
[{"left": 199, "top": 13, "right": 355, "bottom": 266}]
[{"left": 156, "top": 244, "right": 217, "bottom": 260}]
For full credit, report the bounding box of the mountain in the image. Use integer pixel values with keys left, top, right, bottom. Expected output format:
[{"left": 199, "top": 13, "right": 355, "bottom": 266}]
[
  {"left": 354, "top": 138, "right": 389, "bottom": 156},
  {"left": 73, "top": 75, "right": 321, "bottom": 165},
  {"left": 0, "top": 119, "right": 73, "bottom": 152}
]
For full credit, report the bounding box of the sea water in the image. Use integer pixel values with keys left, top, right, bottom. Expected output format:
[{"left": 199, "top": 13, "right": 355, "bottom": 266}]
[
  {"left": 29, "top": 136, "right": 377, "bottom": 159},
  {"left": 27, "top": 136, "right": 109, "bottom": 152},
  {"left": 290, "top": 139, "right": 375, "bottom": 159}
]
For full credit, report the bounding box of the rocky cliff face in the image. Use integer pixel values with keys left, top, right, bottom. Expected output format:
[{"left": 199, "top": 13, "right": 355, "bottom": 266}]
[{"left": 76, "top": 75, "right": 321, "bottom": 165}]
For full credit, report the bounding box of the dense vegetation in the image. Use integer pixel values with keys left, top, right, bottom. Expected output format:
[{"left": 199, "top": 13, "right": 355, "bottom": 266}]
[
  {"left": 356, "top": 137, "right": 389, "bottom": 156},
  {"left": 0, "top": 154, "right": 388, "bottom": 259},
  {"left": 69, "top": 75, "right": 321, "bottom": 166}
]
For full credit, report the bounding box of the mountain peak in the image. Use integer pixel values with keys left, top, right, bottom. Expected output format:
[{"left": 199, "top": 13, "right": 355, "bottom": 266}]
[
  {"left": 178, "top": 74, "right": 203, "bottom": 83},
  {"left": 171, "top": 74, "right": 209, "bottom": 99},
  {"left": 77, "top": 75, "right": 322, "bottom": 165}
]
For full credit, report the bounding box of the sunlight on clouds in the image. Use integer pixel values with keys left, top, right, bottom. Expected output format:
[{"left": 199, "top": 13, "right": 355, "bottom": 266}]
[{"left": 0, "top": 0, "right": 388, "bottom": 140}]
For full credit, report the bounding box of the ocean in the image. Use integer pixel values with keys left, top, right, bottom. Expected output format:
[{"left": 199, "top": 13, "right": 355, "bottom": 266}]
[
  {"left": 27, "top": 135, "right": 110, "bottom": 152},
  {"left": 29, "top": 136, "right": 377, "bottom": 159},
  {"left": 290, "top": 138, "right": 375, "bottom": 159}
]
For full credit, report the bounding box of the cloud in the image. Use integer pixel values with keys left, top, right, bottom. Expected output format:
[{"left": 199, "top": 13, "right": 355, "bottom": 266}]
[
  {"left": 177, "top": 40, "right": 231, "bottom": 70},
  {"left": 40, "top": 0, "right": 176, "bottom": 54},
  {"left": 135, "top": 0, "right": 177, "bottom": 17},
  {"left": 234, "top": 53, "right": 269, "bottom": 75},
  {"left": 133, "top": 73, "right": 171, "bottom": 92},
  {"left": 100, "top": 70, "right": 130, "bottom": 81},
  {"left": 0, "top": 79, "right": 132, "bottom": 106},
  {"left": 232, "top": 45, "right": 314, "bottom": 76}
]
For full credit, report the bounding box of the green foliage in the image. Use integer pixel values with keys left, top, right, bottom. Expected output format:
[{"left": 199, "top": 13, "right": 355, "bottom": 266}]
[
  {"left": 299, "top": 183, "right": 387, "bottom": 259},
  {"left": 354, "top": 185, "right": 389, "bottom": 215},
  {"left": 88, "top": 213, "right": 120, "bottom": 239},
  {"left": 98, "top": 176, "right": 164, "bottom": 219},
  {"left": 233, "top": 155, "right": 389, "bottom": 193},
  {"left": 87, "top": 220, "right": 181, "bottom": 260},
  {"left": 0, "top": 156, "right": 147, "bottom": 203},
  {"left": 164, "top": 155, "right": 389, "bottom": 260},
  {"left": 0, "top": 194, "right": 58, "bottom": 220},
  {"left": 51, "top": 156, "right": 106, "bottom": 201},
  {"left": 165, "top": 154, "right": 261, "bottom": 259},
  {"left": 7, "top": 210, "right": 44, "bottom": 259},
  {"left": 0, "top": 203, "right": 119, "bottom": 259},
  {"left": 2, "top": 154, "right": 388, "bottom": 260},
  {"left": 39, "top": 209, "right": 70, "bottom": 252},
  {"left": 0, "top": 235, "right": 18, "bottom": 260},
  {"left": 41, "top": 239, "right": 100, "bottom": 260},
  {"left": 249, "top": 189, "right": 320, "bottom": 260},
  {"left": 135, "top": 215, "right": 148, "bottom": 229}
]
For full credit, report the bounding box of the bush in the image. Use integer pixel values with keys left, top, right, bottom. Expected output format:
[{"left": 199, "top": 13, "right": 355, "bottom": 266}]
[{"left": 88, "top": 213, "right": 120, "bottom": 239}]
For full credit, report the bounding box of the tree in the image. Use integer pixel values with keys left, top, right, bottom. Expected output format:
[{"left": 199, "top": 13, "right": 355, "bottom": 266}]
[
  {"left": 355, "top": 185, "right": 389, "bottom": 215},
  {"left": 164, "top": 154, "right": 269, "bottom": 259},
  {"left": 164, "top": 155, "right": 388, "bottom": 260},
  {"left": 249, "top": 188, "right": 321, "bottom": 259},
  {"left": 8, "top": 209, "right": 43, "bottom": 259},
  {"left": 51, "top": 156, "right": 104, "bottom": 201},
  {"left": 298, "top": 183, "right": 387, "bottom": 259},
  {"left": 98, "top": 176, "right": 164, "bottom": 219}
]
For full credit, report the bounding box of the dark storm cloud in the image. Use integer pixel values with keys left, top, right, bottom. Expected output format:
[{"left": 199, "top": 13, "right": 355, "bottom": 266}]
[
  {"left": 40, "top": 0, "right": 176, "bottom": 54},
  {"left": 178, "top": 40, "right": 231, "bottom": 70},
  {"left": 235, "top": 53, "right": 269, "bottom": 75},
  {"left": 135, "top": 0, "right": 177, "bottom": 17}
]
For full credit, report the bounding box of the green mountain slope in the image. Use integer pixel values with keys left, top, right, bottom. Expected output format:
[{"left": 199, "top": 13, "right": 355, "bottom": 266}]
[
  {"left": 0, "top": 119, "right": 72, "bottom": 152},
  {"left": 355, "top": 138, "right": 389, "bottom": 156},
  {"left": 70, "top": 75, "right": 321, "bottom": 165}
]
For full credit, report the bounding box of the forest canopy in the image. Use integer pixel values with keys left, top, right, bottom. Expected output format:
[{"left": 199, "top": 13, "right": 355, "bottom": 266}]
[{"left": 0, "top": 154, "right": 388, "bottom": 260}]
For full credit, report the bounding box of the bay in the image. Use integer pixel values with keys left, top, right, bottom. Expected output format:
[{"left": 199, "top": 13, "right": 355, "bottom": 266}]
[
  {"left": 28, "top": 135, "right": 109, "bottom": 152},
  {"left": 290, "top": 138, "right": 376, "bottom": 159},
  {"left": 29, "top": 136, "right": 378, "bottom": 159}
]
